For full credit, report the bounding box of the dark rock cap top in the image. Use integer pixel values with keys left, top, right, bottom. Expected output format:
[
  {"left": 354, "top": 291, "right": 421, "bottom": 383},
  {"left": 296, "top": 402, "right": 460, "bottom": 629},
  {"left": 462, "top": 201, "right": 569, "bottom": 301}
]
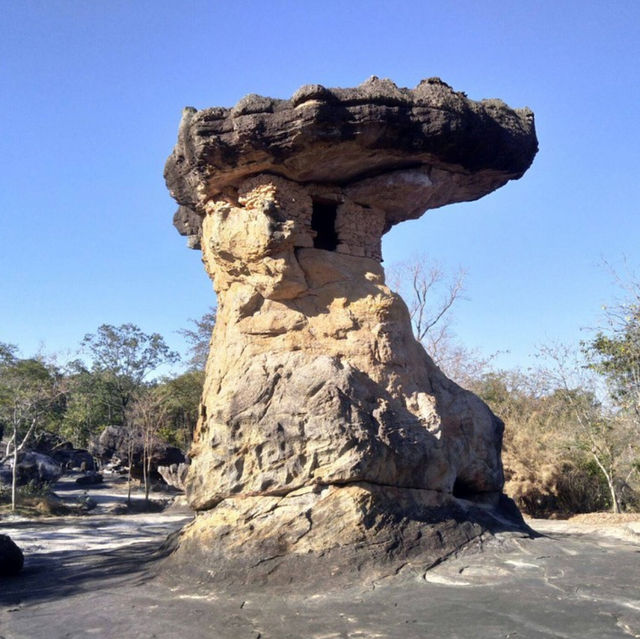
[{"left": 165, "top": 77, "right": 538, "bottom": 238}]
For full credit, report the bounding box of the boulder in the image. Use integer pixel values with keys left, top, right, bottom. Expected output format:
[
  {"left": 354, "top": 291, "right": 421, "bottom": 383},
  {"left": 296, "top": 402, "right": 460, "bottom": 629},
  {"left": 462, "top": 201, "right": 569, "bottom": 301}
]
[
  {"left": 0, "top": 535, "right": 24, "bottom": 577},
  {"left": 164, "top": 77, "right": 538, "bottom": 584},
  {"left": 75, "top": 472, "right": 103, "bottom": 486},
  {"left": 157, "top": 463, "right": 190, "bottom": 491},
  {"left": 89, "top": 425, "right": 185, "bottom": 480},
  {"left": 54, "top": 446, "right": 96, "bottom": 472},
  {"left": 6, "top": 452, "right": 63, "bottom": 486},
  {"left": 0, "top": 464, "right": 12, "bottom": 485},
  {"left": 32, "top": 432, "right": 96, "bottom": 472}
]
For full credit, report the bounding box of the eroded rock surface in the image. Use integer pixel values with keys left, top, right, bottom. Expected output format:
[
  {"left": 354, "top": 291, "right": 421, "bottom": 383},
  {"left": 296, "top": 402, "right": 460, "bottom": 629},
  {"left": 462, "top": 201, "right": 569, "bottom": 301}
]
[
  {"left": 164, "top": 77, "right": 538, "bottom": 583},
  {"left": 166, "top": 76, "right": 537, "bottom": 249}
]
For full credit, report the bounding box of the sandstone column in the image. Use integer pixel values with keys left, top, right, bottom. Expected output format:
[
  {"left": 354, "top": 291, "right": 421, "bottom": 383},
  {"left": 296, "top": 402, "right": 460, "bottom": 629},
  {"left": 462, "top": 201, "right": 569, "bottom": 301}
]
[{"left": 164, "top": 77, "right": 537, "bottom": 585}]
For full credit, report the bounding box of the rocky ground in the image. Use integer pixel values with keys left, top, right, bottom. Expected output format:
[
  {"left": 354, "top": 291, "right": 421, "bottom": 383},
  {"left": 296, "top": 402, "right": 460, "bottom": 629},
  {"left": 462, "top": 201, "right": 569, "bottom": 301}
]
[{"left": 1, "top": 477, "right": 639, "bottom": 639}]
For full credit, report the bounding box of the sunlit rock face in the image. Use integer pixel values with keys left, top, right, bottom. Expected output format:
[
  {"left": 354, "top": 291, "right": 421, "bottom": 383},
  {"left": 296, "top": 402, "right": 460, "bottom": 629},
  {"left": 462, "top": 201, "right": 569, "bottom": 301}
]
[{"left": 164, "top": 77, "right": 537, "bottom": 584}]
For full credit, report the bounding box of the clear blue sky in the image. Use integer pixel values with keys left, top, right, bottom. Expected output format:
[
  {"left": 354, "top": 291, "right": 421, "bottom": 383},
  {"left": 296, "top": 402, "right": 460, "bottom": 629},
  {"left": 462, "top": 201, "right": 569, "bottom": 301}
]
[{"left": 1, "top": 0, "right": 639, "bottom": 371}]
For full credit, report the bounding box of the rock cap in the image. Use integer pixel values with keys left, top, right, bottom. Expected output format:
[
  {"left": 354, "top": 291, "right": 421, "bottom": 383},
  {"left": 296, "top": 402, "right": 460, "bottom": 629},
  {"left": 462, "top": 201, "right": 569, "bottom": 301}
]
[{"left": 165, "top": 76, "right": 537, "bottom": 239}]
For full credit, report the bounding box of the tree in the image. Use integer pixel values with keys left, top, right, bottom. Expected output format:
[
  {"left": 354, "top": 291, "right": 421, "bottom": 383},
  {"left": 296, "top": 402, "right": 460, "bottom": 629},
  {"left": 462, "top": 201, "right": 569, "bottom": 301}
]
[
  {"left": 470, "top": 365, "right": 615, "bottom": 516},
  {"left": 178, "top": 308, "right": 217, "bottom": 370},
  {"left": 155, "top": 370, "right": 204, "bottom": 449},
  {"left": 81, "top": 324, "right": 180, "bottom": 428},
  {"left": 58, "top": 363, "right": 114, "bottom": 447},
  {"left": 388, "top": 256, "right": 493, "bottom": 384},
  {"left": 0, "top": 342, "right": 18, "bottom": 366},
  {"left": 80, "top": 324, "right": 179, "bottom": 500},
  {"left": 587, "top": 303, "right": 640, "bottom": 423},
  {"left": 583, "top": 284, "right": 640, "bottom": 507},
  {"left": 538, "top": 343, "right": 636, "bottom": 514},
  {"left": 389, "top": 257, "right": 465, "bottom": 347},
  {"left": 127, "top": 387, "right": 169, "bottom": 502},
  {"left": 0, "top": 347, "right": 62, "bottom": 511}
]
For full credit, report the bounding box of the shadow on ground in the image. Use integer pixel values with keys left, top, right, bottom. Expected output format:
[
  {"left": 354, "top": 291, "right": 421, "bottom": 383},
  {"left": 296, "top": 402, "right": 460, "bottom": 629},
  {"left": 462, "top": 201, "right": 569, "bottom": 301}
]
[{"left": 0, "top": 537, "right": 171, "bottom": 607}]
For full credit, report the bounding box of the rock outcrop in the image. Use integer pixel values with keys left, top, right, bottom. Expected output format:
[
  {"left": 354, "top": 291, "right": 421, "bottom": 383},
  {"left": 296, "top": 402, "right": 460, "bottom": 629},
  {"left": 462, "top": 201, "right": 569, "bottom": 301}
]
[
  {"left": 0, "top": 452, "right": 63, "bottom": 488},
  {"left": 89, "top": 425, "right": 185, "bottom": 481},
  {"left": 32, "top": 431, "right": 96, "bottom": 472},
  {"left": 164, "top": 77, "right": 538, "bottom": 584},
  {"left": 157, "top": 462, "right": 190, "bottom": 491}
]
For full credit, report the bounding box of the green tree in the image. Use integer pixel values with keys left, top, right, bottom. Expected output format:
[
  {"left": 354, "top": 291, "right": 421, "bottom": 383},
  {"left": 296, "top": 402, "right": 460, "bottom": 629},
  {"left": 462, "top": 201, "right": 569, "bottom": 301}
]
[
  {"left": 587, "top": 303, "right": 640, "bottom": 420},
  {"left": 584, "top": 291, "right": 640, "bottom": 507},
  {"left": 0, "top": 346, "right": 62, "bottom": 510},
  {"left": 58, "top": 364, "right": 114, "bottom": 447},
  {"left": 539, "top": 343, "right": 636, "bottom": 514},
  {"left": 81, "top": 324, "right": 180, "bottom": 428},
  {"left": 80, "top": 325, "right": 179, "bottom": 501},
  {"left": 0, "top": 342, "right": 18, "bottom": 366},
  {"left": 155, "top": 369, "right": 204, "bottom": 449}
]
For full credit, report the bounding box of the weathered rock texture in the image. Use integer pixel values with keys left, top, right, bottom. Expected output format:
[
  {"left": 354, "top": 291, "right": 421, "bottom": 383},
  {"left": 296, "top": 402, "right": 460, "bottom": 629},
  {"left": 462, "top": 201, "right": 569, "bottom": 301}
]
[{"left": 164, "top": 77, "right": 537, "bottom": 584}]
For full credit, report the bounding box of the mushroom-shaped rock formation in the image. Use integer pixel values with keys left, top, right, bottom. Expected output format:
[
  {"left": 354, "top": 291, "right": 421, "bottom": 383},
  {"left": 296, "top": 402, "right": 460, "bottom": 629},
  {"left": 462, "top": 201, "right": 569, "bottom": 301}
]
[{"left": 164, "top": 77, "right": 538, "bottom": 586}]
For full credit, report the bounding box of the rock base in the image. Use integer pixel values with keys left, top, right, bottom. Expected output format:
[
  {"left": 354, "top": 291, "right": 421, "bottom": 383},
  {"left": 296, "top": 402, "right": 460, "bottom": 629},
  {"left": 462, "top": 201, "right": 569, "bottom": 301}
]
[{"left": 167, "top": 483, "right": 528, "bottom": 588}]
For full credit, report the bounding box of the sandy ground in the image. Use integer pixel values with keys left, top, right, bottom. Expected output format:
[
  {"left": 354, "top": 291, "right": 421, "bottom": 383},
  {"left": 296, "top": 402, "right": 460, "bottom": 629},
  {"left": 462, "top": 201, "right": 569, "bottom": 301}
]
[
  {"left": 1, "top": 480, "right": 639, "bottom": 639},
  {"left": 1, "top": 475, "right": 191, "bottom": 555}
]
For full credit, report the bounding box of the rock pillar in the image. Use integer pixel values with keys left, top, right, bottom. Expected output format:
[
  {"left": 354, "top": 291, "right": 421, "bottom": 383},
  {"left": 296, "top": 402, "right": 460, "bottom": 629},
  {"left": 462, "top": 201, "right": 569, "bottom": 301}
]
[{"left": 164, "top": 77, "right": 537, "bottom": 584}]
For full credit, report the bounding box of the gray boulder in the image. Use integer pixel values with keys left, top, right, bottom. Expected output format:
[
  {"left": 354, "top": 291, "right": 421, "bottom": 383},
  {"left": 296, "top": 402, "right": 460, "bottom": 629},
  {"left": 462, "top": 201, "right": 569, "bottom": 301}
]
[
  {"left": 8, "top": 452, "right": 63, "bottom": 486},
  {"left": 89, "top": 425, "right": 185, "bottom": 480},
  {"left": 53, "top": 446, "right": 96, "bottom": 472},
  {"left": 0, "top": 534, "right": 24, "bottom": 577},
  {"left": 157, "top": 463, "right": 190, "bottom": 491},
  {"left": 32, "top": 432, "right": 96, "bottom": 471},
  {"left": 0, "top": 464, "right": 12, "bottom": 485},
  {"left": 75, "top": 472, "right": 103, "bottom": 486}
]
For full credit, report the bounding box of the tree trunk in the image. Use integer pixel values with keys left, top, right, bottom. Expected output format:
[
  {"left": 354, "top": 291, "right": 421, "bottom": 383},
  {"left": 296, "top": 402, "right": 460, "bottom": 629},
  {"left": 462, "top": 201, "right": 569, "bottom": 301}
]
[
  {"left": 126, "top": 437, "right": 133, "bottom": 507},
  {"left": 143, "top": 444, "right": 149, "bottom": 502},
  {"left": 607, "top": 476, "right": 621, "bottom": 514},
  {"left": 11, "top": 430, "right": 18, "bottom": 512},
  {"left": 592, "top": 451, "right": 621, "bottom": 514}
]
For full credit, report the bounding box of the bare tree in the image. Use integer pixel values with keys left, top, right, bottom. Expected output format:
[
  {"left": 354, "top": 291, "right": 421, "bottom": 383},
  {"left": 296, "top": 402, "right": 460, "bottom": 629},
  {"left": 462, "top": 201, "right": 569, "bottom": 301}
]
[
  {"left": 178, "top": 308, "right": 217, "bottom": 371},
  {"left": 128, "top": 388, "right": 169, "bottom": 502},
  {"left": 389, "top": 258, "right": 466, "bottom": 346},
  {"left": 388, "top": 256, "right": 493, "bottom": 383}
]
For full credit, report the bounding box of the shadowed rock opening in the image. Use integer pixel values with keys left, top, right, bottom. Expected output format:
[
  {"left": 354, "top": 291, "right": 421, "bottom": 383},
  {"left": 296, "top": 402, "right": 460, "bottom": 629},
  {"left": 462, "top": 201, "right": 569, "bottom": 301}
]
[
  {"left": 452, "top": 477, "right": 481, "bottom": 499},
  {"left": 311, "top": 200, "right": 338, "bottom": 251}
]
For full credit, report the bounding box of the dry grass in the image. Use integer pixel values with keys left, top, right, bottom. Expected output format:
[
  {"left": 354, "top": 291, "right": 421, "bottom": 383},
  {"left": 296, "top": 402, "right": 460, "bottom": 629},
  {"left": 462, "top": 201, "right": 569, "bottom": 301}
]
[{"left": 566, "top": 512, "right": 640, "bottom": 525}]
